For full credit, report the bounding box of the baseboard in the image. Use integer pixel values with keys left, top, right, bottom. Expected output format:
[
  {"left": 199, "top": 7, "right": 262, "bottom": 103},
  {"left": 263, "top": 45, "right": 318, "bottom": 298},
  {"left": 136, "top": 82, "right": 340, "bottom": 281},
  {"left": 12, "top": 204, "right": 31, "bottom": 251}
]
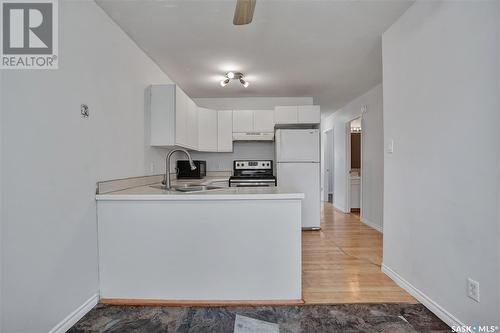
[
  {"left": 332, "top": 202, "right": 347, "bottom": 213},
  {"left": 48, "top": 294, "right": 99, "bottom": 333},
  {"left": 360, "top": 217, "right": 383, "bottom": 233},
  {"left": 100, "top": 298, "right": 304, "bottom": 307},
  {"left": 381, "top": 264, "right": 464, "bottom": 328}
]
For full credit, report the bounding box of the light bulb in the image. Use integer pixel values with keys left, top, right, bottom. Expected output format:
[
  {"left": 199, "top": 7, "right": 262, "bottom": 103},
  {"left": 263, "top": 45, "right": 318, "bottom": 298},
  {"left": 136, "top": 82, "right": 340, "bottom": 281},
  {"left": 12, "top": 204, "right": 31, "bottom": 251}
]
[
  {"left": 220, "top": 78, "right": 229, "bottom": 87},
  {"left": 227, "top": 72, "right": 235, "bottom": 79}
]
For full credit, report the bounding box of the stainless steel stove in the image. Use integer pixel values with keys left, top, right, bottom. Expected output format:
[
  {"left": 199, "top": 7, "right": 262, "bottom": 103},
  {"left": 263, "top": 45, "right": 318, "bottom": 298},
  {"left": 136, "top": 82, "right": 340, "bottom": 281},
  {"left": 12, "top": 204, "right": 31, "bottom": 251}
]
[{"left": 229, "top": 160, "right": 277, "bottom": 187}]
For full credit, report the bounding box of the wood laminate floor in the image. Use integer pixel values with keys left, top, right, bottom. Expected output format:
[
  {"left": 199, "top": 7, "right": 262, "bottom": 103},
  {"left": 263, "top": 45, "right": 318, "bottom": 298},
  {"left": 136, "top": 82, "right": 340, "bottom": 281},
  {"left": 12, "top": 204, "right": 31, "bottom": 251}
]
[{"left": 302, "top": 203, "right": 417, "bottom": 304}]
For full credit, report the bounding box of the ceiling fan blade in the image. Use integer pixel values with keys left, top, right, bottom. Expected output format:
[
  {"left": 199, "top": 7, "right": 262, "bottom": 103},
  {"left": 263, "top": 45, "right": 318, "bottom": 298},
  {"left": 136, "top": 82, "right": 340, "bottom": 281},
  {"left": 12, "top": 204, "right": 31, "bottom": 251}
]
[{"left": 233, "top": 0, "right": 256, "bottom": 25}]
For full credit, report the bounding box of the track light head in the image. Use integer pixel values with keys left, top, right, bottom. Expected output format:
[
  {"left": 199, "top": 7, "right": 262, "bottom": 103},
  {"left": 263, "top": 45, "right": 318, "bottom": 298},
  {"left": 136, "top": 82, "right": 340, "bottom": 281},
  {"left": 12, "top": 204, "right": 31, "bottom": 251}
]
[{"left": 240, "top": 78, "right": 249, "bottom": 88}]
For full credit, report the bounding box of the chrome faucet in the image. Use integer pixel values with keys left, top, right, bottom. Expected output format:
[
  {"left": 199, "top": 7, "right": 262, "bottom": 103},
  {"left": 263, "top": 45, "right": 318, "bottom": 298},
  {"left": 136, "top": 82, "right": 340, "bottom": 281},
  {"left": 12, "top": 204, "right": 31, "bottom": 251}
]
[{"left": 163, "top": 148, "right": 196, "bottom": 190}]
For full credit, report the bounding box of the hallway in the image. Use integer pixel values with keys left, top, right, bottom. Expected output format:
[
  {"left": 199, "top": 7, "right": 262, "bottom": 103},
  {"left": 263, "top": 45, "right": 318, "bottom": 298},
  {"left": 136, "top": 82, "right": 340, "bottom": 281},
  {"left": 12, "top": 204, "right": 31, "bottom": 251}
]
[{"left": 302, "top": 203, "right": 416, "bottom": 304}]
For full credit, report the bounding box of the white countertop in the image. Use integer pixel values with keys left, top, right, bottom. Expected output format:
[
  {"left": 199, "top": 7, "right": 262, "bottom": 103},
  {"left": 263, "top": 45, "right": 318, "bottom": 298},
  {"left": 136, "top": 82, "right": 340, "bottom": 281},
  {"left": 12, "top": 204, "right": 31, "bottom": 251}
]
[{"left": 96, "top": 183, "right": 304, "bottom": 201}]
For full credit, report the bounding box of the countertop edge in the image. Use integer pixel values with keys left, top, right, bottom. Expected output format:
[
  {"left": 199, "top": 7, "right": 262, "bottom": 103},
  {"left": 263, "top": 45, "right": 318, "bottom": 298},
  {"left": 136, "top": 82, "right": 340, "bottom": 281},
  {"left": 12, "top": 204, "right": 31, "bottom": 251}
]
[{"left": 96, "top": 193, "right": 305, "bottom": 201}]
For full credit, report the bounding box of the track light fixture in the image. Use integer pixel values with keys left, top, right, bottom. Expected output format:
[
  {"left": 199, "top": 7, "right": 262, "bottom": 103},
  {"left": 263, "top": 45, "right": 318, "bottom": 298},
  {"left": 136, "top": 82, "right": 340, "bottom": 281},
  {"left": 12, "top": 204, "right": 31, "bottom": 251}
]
[{"left": 220, "top": 72, "right": 250, "bottom": 88}]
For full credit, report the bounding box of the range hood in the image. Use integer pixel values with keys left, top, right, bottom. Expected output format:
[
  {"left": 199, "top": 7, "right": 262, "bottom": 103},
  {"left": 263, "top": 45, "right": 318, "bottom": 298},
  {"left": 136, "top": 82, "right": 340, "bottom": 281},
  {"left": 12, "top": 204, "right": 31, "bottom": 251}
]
[{"left": 233, "top": 132, "right": 275, "bottom": 141}]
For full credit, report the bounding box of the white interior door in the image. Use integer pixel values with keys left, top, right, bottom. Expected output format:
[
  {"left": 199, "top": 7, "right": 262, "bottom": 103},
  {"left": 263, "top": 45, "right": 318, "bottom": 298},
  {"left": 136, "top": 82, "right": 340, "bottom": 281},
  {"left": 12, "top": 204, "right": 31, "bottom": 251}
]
[{"left": 277, "top": 163, "right": 320, "bottom": 229}]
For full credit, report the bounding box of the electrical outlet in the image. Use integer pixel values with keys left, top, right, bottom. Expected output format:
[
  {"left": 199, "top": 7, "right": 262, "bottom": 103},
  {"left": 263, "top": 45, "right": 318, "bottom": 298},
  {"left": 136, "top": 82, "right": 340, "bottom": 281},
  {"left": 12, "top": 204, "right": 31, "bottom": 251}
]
[{"left": 467, "top": 278, "right": 480, "bottom": 302}]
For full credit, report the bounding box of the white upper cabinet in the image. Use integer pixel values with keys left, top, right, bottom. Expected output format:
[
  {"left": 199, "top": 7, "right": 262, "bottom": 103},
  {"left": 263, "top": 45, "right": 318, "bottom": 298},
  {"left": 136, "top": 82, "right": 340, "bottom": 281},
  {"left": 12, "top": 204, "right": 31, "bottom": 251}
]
[
  {"left": 186, "top": 98, "right": 199, "bottom": 149},
  {"left": 274, "top": 106, "right": 298, "bottom": 124},
  {"left": 149, "top": 84, "right": 320, "bottom": 150},
  {"left": 217, "top": 110, "right": 233, "bottom": 152},
  {"left": 274, "top": 105, "right": 320, "bottom": 125},
  {"left": 149, "top": 85, "right": 176, "bottom": 146},
  {"left": 175, "top": 87, "right": 188, "bottom": 147},
  {"left": 148, "top": 84, "right": 199, "bottom": 149},
  {"left": 232, "top": 110, "right": 254, "bottom": 132},
  {"left": 233, "top": 110, "right": 274, "bottom": 133},
  {"left": 150, "top": 84, "right": 191, "bottom": 147},
  {"left": 198, "top": 107, "right": 218, "bottom": 152},
  {"left": 253, "top": 110, "right": 275, "bottom": 132},
  {"left": 298, "top": 105, "right": 321, "bottom": 124}
]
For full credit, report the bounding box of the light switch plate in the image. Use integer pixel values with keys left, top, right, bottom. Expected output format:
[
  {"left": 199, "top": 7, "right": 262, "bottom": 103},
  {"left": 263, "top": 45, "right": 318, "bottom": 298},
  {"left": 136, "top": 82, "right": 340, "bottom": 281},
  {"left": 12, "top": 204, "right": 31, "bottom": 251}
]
[{"left": 387, "top": 140, "right": 394, "bottom": 153}]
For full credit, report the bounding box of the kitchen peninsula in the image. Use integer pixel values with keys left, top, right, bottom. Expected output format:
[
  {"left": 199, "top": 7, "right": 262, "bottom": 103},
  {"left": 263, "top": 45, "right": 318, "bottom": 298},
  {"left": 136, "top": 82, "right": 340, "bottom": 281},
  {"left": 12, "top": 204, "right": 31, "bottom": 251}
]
[{"left": 96, "top": 182, "right": 303, "bottom": 303}]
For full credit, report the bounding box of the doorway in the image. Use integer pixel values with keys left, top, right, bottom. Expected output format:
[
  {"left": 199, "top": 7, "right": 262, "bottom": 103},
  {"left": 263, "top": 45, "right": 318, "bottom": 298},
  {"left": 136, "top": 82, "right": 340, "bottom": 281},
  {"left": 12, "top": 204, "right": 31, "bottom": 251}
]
[
  {"left": 346, "top": 116, "right": 362, "bottom": 214},
  {"left": 324, "top": 129, "right": 334, "bottom": 203}
]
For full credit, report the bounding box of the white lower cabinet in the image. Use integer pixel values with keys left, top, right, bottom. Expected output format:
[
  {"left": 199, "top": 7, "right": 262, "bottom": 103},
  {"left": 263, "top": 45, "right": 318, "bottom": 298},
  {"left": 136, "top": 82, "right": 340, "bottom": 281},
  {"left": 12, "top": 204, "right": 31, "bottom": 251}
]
[
  {"left": 217, "top": 110, "right": 233, "bottom": 152},
  {"left": 350, "top": 177, "right": 361, "bottom": 209},
  {"left": 198, "top": 108, "right": 218, "bottom": 152}
]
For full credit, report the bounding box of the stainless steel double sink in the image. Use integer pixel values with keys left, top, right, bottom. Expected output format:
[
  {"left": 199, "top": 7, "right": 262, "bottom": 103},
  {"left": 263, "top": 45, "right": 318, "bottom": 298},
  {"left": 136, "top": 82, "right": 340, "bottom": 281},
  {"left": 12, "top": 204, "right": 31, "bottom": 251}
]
[{"left": 151, "top": 183, "right": 223, "bottom": 192}]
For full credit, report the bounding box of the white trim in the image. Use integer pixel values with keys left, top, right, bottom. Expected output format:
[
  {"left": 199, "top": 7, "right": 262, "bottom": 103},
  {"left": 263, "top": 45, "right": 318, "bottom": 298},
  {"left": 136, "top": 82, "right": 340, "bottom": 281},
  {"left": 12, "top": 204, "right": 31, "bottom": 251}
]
[
  {"left": 48, "top": 294, "right": 99, "bottom": 333},
  {"left": 333, "top": 202, "right": 348, "bottom": 213},
  {"left": 345, "top": 114, "right": 362, "bottom": 213},
  {"left": 381, "top": 264, "right": 464, "bottom": 329},
  {"left": 360, "top": 217, "right": 383, "bottom": 233}
]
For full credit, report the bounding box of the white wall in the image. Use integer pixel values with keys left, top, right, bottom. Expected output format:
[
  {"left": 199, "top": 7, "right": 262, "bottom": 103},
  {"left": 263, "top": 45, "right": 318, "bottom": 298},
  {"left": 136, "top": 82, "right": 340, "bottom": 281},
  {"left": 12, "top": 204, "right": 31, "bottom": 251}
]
[
  {"left": 321, "top": 84, "right": 384, "bottom": 230},
  {"left": 383, "top": 1, "right": 500, "bottom": 327},
  {"left": 1, "top": 2, "right": 172, "bottom": 332},
  {"left": 193, "top": 97, "right": 313, "bottom": 110}
]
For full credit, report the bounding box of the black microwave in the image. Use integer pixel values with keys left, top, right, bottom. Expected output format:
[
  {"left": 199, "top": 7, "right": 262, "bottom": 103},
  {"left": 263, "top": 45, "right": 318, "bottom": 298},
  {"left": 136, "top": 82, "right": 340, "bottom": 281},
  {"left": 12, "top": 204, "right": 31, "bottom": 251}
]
[{"left": 177, "top": 160, "right": 207, "bottom": 179}]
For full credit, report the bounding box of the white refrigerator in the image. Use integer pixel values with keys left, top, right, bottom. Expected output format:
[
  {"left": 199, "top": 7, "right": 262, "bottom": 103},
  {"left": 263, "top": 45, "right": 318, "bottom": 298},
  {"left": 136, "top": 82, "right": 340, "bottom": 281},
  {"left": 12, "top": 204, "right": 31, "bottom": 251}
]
[{"left": 276, "top": 129, "right": 321, "bottom": 230}]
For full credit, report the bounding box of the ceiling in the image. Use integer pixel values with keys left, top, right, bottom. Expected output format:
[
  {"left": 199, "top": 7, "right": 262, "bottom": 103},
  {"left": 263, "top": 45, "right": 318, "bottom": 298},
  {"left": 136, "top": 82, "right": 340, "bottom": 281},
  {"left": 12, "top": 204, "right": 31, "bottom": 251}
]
[{"left": 97, "top": 0, "right": 412, "bottom": 112}]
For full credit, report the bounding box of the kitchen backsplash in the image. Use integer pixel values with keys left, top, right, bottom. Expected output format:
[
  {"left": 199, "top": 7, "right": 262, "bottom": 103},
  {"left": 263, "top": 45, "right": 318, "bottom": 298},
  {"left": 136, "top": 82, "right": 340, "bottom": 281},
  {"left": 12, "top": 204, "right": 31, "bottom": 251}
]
[{"left": 188, "top": 142, "right": 275, "bottom": 171}]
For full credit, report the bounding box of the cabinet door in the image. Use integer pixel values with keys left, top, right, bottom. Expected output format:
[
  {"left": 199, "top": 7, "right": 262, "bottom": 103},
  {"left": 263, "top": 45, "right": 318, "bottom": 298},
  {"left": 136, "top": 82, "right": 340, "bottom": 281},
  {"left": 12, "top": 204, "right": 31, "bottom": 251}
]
[
  {"left": 274, "top": 106, "right": 298, "bottom": 124},
  {"left": 186, "top": 99, "right": 198, "bottom": 149},
  {"left": 198, "top": 108, "right": 218, "bottom": 152},
  {"left": 149, "top": 85, "right": 176, "bottom": 146},
  {"left": 232, "top": 110, "right": 254, "bottom": 132},
  {"left": 175, "top": 86, "right": 188, "bottom": 147},
  {"left": 217, "top": 110, "right": 233, "bottom": 152},
  {"left": 253, "top": 110, "right": 275, "bottom": 133},
  {"left": 298, "top": 105, "right": 321, "bottom": 124}
]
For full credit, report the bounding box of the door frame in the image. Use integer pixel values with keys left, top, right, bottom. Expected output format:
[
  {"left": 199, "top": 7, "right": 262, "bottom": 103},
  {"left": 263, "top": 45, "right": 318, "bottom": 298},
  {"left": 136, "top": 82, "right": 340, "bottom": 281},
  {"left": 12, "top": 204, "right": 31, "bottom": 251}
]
[
  {"left": 323, "top": 128, "right": 334, "bottom": 203},
  {"left": 345, "top": 115, "right": 363, "bottom": 213}
]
